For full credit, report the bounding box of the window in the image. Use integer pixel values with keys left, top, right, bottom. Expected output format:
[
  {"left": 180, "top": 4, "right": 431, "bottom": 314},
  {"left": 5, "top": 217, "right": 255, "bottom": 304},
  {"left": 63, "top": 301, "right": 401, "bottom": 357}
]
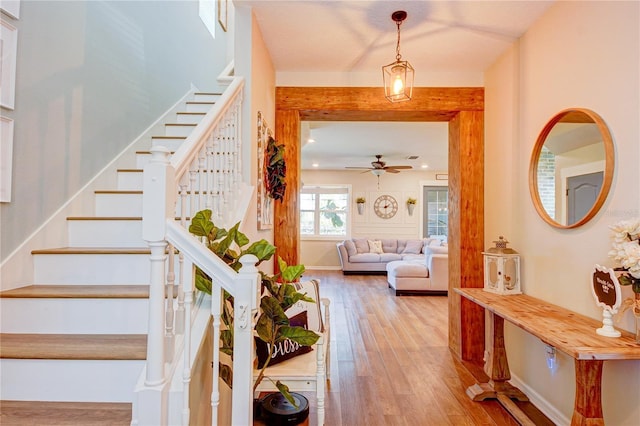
[
  {"left": 199, "top": 0, "right": 216, "bottom": 39},
  {"left": 300, "top": 186, "right": 349, "bottom": 237},
  {"left": 423, "top": 186, "right": 448, "bottom": 238}
]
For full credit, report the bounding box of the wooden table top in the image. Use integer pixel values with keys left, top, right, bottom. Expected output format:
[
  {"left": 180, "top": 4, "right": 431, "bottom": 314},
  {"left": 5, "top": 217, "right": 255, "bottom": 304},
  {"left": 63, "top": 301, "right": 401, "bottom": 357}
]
[{"left": 455, "top": 288, "right": 640, "bottom": 361}]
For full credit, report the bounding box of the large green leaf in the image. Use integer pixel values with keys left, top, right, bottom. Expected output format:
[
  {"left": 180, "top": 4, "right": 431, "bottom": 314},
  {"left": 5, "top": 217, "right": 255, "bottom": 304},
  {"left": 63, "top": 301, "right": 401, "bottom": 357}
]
[
  {"left": 220, "top": 363, "right": 233, "bottom": 389},
  {"left": 282, "top": 264, "right": 305, "bottom": 283},
  {"left": 278, "top": 325, "right": 320, "bottom": 346},
  {"left": 244, "top": 240, "right": 276, "bottom": 262},
  {"left": 260, "top": 296, "right": 288, "bottom": 325},
  {"left": 194, "top": 269, "right": 212, "bottom": 294},
  {"left": 188, "top": 209, "right": 214, "bottom": 237},
  {"left": 255, "top": 313, "right": 275, "bottom": 342},
  {"left": 275, "top": 381, "right": 298, "bottom": 408}
]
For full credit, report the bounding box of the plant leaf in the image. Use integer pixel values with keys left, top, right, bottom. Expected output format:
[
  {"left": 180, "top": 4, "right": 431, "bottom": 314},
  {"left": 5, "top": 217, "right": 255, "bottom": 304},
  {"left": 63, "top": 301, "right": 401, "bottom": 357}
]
[
  {"left": 195, "top": 269, "right": 212, "bottom": 294},
  {"left": 260, "top": 296, "right": 288, "bottom": 325},
  {"left": 275, "top": 381, "right": 298, "bottom": 408},
  {"left": 282, "top": 264, "right": 305, "bottom": 283},
  {"left": 189, "top": 209, "right": 214, "bottom": 237},
  {"left": 244, "top": 240, "right": 276, "bottom": 262},
  {"left": 279, "top": 325, "right": 320, "bottom": 346},
  {"left": 255, "top": 313, "right": 275, "bottom": 342},
  {"left": 219, "top": 363, "right": 233, "bottom": 389}
]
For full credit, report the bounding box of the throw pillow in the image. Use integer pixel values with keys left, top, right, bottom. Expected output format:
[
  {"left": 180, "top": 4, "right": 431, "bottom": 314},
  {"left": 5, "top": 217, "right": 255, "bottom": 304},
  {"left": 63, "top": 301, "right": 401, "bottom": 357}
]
[
  {"left": 255, "top": 311, "right": 313, "bottom": 368},
  {"left": 402, "top": 239, "right": 423, "bottom": 254},
  {"left": 344, "top": 240, "right": 357, "bottom": 257},
  {"left": 353, "top": 238, "right": 370, "bottom": 254},
  {"left": 368, "top": 239, "right": 383, "bottom": 254},
  {"left": 286, "top": 279, "right": 324, "bottom": 332}
]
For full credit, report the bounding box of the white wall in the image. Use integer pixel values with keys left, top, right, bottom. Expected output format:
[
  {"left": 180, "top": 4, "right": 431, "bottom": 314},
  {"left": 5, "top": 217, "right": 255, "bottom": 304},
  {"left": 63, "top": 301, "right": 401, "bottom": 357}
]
[
  {"left": 235, "top": 5, "right": 276, "bottom": 274},
  {"left": 485, "top": 2, "right": 639, "bottom": 424},
  {"left": 0, "top": 1, "right": 228, "bottom": 262},
  {"left": 300, "top": 169, "right": 445, "bottom": 268}
]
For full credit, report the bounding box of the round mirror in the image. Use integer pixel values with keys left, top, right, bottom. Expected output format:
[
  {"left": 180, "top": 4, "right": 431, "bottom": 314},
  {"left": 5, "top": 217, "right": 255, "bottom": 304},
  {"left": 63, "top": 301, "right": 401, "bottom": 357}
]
[{"left": 529, "top": 108, "right": 614, "bottom": 229}]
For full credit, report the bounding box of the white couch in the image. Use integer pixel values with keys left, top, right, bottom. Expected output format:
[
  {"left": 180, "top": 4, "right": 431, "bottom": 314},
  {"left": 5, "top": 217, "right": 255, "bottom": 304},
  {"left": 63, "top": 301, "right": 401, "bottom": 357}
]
[
  {"left": 336, "top": 238, "right": 441, "bottom": 274},
  {"left": 386, "top": 244, "right": 449, "bottom": 295}
]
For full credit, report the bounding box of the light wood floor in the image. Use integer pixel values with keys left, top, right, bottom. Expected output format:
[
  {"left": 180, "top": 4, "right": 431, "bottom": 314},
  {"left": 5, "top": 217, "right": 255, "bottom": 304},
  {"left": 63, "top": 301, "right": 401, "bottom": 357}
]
[{"left": 287, "top": 270, "right": 553, "bottom": 426}]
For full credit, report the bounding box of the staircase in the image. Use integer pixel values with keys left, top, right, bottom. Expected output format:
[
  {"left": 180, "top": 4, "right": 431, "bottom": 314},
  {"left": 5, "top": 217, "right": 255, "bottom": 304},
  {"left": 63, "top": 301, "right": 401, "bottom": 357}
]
[{"left": 0, "top": 93, "right": 220, "bottom": 425}]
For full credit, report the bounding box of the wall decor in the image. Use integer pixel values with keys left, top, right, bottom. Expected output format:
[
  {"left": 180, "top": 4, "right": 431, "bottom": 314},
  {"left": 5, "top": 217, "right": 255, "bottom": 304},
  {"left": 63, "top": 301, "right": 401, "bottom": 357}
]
[
  {"left": 0, "top": 116, "right": 14, "bottom": 202},
  {"left": 373, "top": 194, "right": 398, "bottom": 219},
  {"left": 1, "top": 19, "right": 18, "bottom": 109},
  {"left": 218, "top": 0, "right": 227, "bottom": 32},
  {"left": 257, "top": 111, "right": 273, "bottom": 230}
]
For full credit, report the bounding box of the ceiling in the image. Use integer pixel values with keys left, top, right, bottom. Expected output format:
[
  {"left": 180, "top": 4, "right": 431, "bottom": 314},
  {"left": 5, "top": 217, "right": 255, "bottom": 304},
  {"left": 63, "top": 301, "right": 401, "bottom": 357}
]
[{"left": 237, "top": 0, "right": 555, "bottom": 171}]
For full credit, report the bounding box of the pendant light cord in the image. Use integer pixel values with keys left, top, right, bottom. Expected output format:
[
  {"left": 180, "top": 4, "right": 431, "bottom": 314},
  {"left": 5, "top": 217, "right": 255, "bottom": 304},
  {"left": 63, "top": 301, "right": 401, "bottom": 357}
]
[{"left": 395, "top": 20, "right": 402, "bottom": 62}]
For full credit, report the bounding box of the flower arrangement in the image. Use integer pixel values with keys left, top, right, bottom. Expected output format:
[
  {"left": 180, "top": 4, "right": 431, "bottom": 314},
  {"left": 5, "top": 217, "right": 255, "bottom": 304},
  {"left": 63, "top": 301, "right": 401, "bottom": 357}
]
[
  {"left": 608, "top": 218, "right": 640, "bottom": 293},
  {"left": 356, "top": 197, "right": 366, "bottom": 204},
  {"left": 406, "top": 197, "right": 417, "bottom": 205}
]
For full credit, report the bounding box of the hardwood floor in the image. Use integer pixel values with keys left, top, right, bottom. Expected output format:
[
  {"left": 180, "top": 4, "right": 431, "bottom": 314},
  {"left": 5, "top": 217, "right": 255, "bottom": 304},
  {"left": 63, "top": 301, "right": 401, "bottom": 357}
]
[{"left": 287, "top": 270, "right": 554, "bottom": 426}]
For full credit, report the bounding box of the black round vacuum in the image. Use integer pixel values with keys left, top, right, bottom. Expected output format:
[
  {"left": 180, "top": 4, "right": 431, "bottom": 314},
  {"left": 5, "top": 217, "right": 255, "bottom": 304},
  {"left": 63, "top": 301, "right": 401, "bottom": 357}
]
[{"left": 259, "top": 392, "right": 309, "bottom": 425}]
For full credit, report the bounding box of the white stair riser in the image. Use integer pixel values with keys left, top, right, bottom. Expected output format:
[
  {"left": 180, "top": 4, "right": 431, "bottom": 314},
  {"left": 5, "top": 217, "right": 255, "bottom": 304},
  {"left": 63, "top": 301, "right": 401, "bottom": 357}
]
[
  {"left": 193, "top": 94, "right": 220, "bottom": 103},
  {"left": 151, "top": 137, "right": 185, "bottom": 151},
  {"left": 164, "top": 124, "right": 196, "bottom": 137},
  {"left": 33, "top": 253, "right": 160, "bottom": 284},
  {"left": 176, "top": 112, "right": 205, "bottom": 124},
  {"left": 68, "top": 220, "right": 145, "bottom": 248},
  {"left": 0, "top": 298, "right": 149, "bottom": 334},
  {"left": 136, "top": 153, "right": 152, "bottom": 169},
  {"left": 185, "top": 102, "right": 214, "bottom": 113},
  {"left": 95, "top": 193, "right": 143, "bottom": 216},
  {"left": 0, "top": 359, "right": 144, "bottom": 402},
  {"left": 117, "top": 171, "right": 143, "bottom": 190}
]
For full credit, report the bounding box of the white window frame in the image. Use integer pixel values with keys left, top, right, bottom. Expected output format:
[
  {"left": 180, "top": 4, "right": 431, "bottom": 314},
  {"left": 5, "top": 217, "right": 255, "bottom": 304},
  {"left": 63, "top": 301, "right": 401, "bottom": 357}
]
[{"left": 300, "top": 185, "right": 351, "bottom": 240}]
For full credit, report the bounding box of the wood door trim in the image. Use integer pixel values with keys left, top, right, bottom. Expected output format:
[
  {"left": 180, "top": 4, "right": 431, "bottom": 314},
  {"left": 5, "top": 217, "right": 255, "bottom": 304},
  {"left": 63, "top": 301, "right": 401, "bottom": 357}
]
[{"left": 274, "top": 86, "right": 485, "bottom": 363}]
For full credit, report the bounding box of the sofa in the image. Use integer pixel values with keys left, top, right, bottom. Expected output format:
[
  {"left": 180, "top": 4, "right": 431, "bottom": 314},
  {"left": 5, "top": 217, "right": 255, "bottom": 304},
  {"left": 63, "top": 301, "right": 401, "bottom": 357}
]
[
  {"left": 336, "top": 237, "right": 443, "bottom": 274},
  {"left": 386, "top": 244, "right": 449, "bottom": 295}
]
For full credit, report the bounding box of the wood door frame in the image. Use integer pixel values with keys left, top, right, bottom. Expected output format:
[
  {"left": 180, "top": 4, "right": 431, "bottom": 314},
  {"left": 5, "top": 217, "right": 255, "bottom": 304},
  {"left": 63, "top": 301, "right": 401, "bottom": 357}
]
[{"left": 274, "top": 86, "right": 485, "bottom": 362}]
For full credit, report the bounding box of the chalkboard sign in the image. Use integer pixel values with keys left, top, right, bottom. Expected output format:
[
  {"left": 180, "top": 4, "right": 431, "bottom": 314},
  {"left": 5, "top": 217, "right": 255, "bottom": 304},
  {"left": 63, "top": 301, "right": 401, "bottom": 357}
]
[{"left": 591, "top": 265, "right": 622, "bottom": 337}]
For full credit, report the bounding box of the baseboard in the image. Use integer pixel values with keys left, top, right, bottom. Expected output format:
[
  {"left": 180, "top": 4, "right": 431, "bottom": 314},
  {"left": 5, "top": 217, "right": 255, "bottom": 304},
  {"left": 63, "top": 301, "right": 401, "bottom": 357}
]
[
  {"left": 304, "top": 266, "right": 341, "bottom": 271},
  {"left": 509, "top": 372, "right": 570, "bottom": 426}
]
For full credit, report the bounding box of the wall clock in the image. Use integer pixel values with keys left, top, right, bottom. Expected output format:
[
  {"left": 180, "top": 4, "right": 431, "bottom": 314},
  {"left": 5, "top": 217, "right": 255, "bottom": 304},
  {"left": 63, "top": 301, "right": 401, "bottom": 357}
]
[{"left": 373, "top": 195, "right": 398, "bottom": 219}]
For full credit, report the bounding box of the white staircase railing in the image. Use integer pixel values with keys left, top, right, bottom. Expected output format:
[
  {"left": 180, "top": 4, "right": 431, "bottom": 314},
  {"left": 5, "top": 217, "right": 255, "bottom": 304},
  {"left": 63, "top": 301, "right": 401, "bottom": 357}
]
[{"left": 137, "top": 76, "right": 256, "bottom": 425}]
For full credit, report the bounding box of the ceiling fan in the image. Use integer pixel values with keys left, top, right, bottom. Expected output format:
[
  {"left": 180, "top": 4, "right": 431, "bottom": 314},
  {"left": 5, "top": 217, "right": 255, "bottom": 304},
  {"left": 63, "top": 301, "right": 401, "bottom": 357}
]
[{"left": 345, "top": 155, "right": 413, "bottom": 175}]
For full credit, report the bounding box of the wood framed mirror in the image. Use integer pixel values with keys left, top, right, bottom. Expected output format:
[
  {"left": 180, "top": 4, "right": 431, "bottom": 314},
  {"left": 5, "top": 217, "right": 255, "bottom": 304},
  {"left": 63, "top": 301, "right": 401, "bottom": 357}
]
[{"left": 529, "top": 108, "right": 614, "bottom": 229}]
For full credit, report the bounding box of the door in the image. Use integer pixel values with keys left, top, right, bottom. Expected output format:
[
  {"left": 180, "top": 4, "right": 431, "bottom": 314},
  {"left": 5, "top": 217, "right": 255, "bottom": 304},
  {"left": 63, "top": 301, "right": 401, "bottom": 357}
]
[{"left": 567, "top": 171, "right": 603, "bottom": 225}]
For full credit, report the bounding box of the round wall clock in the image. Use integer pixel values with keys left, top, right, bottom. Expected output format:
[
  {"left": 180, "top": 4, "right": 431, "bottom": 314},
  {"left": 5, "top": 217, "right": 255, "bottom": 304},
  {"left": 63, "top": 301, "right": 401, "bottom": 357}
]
[{"left": 373, "top": 195, "right": 398, "bottom": 219}]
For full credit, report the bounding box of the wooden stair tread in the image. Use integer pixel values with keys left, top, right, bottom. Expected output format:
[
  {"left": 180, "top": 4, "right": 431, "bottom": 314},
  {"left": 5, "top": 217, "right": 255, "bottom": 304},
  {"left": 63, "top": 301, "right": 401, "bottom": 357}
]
[
  {"left": 194, "top": 92, "right": 222, "bottom": 95},
  {"left": 176, "top": 111, "right": 205, "bottom": 115},
  {"left": 135, "top": 150, "right": 175, "bottom": 154},
  {"left": 151, "top": 135, "right": 186, "bottom": 139},
  {"left": 0, "top": 400, "right": 132, "bottom": 425},
  {"left": 116, "top": 168, "right": 142, "bottom": 172},
  {"left": 165, "top": 123, "right": 197, "bottom": 127},
  {"left": 0, "top": 334, "right": 147, "bottom": 360},
  {"left": 31, "top": 247, "right": 150, "bottom": 255},
  {"left": 0, "top": 285, "right": 149, "bottom": 299},
  {"left": 185, "top": 101, "right": 215, "bottom": 105}
]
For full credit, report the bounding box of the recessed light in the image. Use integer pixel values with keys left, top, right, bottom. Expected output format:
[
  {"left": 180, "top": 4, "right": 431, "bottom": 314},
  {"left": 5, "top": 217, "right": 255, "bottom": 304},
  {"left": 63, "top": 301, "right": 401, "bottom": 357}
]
[
  {"left": 312, "top": 163, "right": 319, "bottom": 168},
  {"left": 421, "top": 164, "right": 429, "bottom": 169},
  {"left": 308, "top": 138, "right": 316, "bottom": 143}
]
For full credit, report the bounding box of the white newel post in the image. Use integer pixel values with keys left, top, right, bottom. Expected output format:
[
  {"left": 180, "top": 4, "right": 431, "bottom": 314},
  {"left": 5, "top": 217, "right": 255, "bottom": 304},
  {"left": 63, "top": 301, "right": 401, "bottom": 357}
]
[
  {"left": 141, "top": 146, "right": 176, "bottom": 425},
  {"left": 229, "top": 254, "right": 259, "bottom": 426}
]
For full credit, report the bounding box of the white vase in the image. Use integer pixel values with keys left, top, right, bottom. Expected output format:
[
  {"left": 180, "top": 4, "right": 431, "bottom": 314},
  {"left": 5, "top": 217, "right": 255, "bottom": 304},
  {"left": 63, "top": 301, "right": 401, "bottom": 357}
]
[
  {"left": 357, "top": 203, "right": 364, "bottom": 215},
  {"left": 407, "top": 204, "right": 415, "bottom": 216}
]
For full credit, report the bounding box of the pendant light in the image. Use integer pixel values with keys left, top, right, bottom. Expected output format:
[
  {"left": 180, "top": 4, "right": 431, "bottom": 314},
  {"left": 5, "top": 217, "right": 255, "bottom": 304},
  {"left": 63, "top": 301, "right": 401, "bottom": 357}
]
[{"left": 382, "top": 10, "right": 414, "bottom": 102}]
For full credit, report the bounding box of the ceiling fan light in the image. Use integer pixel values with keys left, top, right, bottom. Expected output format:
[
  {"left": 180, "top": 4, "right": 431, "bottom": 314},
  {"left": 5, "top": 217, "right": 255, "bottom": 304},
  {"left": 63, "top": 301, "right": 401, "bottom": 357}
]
[{"left": 371, "top": 169, "right": 385, "bottom": 176}]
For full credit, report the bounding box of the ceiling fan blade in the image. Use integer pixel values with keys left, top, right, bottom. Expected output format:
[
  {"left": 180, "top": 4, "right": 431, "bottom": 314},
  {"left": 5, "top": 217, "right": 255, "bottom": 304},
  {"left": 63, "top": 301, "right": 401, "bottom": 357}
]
[
  {"left": 384, "top": 165, "right": 412, "bottom": 170},
  {"left": 345, "top": 166, "right": 373, "bottom": 170},
  {"left": 385, "top": 168, "right": 401, "bottom": 174}
]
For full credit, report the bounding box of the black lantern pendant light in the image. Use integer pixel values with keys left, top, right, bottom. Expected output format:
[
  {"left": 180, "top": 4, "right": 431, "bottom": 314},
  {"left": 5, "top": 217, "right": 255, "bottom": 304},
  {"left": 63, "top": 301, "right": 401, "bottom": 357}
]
[{"left": 382, "top": 11, "right": 414, "bottom": 102}]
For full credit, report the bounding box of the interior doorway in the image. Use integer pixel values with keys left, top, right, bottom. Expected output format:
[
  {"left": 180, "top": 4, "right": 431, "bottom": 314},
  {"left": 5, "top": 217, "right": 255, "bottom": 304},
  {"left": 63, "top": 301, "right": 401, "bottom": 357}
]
[{"left": 275, "top": 86, "right": 485, "bottom": 363}]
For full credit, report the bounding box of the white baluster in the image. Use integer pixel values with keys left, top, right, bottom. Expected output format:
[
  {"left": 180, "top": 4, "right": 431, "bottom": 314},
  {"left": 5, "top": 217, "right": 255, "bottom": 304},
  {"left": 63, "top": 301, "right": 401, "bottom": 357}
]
[
  {"left": 211, "top": 282, "right": 222, "bottom": 426},
  {"left": 181, "top": 258, "right": 194, "bottom": 426}
]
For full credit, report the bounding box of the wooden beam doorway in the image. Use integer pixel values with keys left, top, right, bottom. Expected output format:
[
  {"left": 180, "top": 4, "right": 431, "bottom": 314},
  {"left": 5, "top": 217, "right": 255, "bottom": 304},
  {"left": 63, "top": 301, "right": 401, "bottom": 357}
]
[{"left": 275, "top": 86, "right": 485, "bottom": 363}]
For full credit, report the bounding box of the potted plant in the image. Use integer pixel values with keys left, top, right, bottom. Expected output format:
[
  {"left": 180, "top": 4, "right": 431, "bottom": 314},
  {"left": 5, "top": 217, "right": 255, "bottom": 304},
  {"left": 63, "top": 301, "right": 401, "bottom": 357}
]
[
  {"left": 356, "top": 197, "right": 365, "bottom": 215},
  {"left": 188, "top": 209, "right": 320, "bottom": 406},
  {"left": 406, "top": 197, "right": 417, "bottom": 216}
]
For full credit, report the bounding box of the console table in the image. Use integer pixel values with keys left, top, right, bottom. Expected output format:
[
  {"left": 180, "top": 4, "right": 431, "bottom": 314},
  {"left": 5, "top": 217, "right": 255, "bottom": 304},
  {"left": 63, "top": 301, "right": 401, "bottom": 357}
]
[{"left": 455, "top": 288, "right": 640, "bottom": 426}]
